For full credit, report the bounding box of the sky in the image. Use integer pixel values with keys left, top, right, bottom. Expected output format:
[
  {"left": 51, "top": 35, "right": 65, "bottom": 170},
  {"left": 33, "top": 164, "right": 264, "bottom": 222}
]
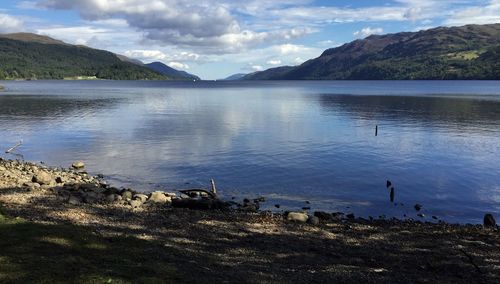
[{"left": 0, "top": 0, "right": 499, "bottom": 80}]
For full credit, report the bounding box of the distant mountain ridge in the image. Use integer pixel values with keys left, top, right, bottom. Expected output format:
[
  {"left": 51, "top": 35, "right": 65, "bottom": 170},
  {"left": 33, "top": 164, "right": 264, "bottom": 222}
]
[
  {"left": 145, "top": 62, "right": 200, "bottom": 81},
  {"left": 244, "top": 23, "right": 500, "bottom": 80},
  {"left": 0, "top": 33, "right": 170, "bottom": 80},
  {"left": 222, "top": 73, "right": 248, "bottom": 80}
]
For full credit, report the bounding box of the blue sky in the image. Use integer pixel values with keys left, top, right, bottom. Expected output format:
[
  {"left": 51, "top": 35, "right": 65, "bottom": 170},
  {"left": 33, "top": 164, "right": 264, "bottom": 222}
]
[{"left": 1, "top": 0, "right": 499, "bottom": 79}]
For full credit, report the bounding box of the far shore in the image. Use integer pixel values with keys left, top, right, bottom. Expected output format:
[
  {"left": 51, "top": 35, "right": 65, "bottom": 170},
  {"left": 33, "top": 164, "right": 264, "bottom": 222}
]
[{"left": 1, "top": 157, "right": 499, "bottom": 283}]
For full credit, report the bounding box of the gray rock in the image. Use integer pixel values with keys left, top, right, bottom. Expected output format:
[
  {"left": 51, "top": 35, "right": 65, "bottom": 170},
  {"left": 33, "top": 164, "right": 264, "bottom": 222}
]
[
  {"left": 68, "top": 196, "right": 81, "bottom": 205},
  {"left": 133, "top": 194, "right": 148, "bottom": 202},
  {"left": 307, "top": 216, "right": 320, "bottom": 225},
  {"left": 287, "top": 212, "right": 308, "bottom": 223},
  {"left": 241, "top": 203, "right": 259, "bottom": 212},
  {"left": 72, "top": 161, "right": 85, "bottom": 169},
  {"left": 149, "top": 191, "right": 171, "bottom": 204},
  {"left": 314, "top": 211, "right": 332, "bottom": 221},
  {"left": 121, "top": 190, "right": 133, "bottom": 200},
  {"left": 484, "top": 214, "right": 496, "bottom": 228},
  {"left": 105, "top": 194, "right": 119, "bottom": 203},
  {"left": 32, "top": 172, "right": 53, "bottom": 185},
  {"left": 129, "top": 199, "right": 143, "bottom": 208}
]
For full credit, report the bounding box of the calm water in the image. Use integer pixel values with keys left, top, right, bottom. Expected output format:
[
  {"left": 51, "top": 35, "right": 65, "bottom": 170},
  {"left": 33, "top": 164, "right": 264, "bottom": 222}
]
[{"left": 1, "top": 80, "right": 499, "bottom": 224}]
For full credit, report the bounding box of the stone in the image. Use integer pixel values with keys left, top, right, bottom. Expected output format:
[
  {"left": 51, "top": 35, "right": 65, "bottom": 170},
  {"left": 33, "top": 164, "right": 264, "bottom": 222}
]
[
  {"left": 414, "top": 204, "right": 422, "bottom": 211},
  {"left": 307, "top": 216, "right": 320, "bottom": 225},
  {"left": 314, "top": 211, "right": 332, "bottom": 221},
  {"left": 72, "top": 161, "right": 85, "bottom": 169},
  {"left": 32, "top": 171, "right": 53, "bottom": 185},
  {"left": 129, "top": 199, "right": 143, "bottom": 208},
  {"left": 68, "top": 196, "right": 81, "bottom": 205},
  {"left": 241, "top": 203, "right": 259, "bottom": 212},
  {"left": 149, "top": 191, "right": 171, "bottom": 204},
  {"left": 105, "top": 194, "right": 119, "bottom": 203},
  {"left": 346, "top": 213, "right": 355, "bottom": 220},
  {"left": 133, "top": 194, "right": 148, "bottom": 202},
  {"left": 286, "top": 212, "right": 308, "bottom": 223},
  {"left": 55, "top": 176, "right": 64, "bottom": 184},
  {"left": 484, "top": 214, "right": 496, "bottom": 228},
  {"left": 121, "top": 190, "right": 133, "bottom": 200}
]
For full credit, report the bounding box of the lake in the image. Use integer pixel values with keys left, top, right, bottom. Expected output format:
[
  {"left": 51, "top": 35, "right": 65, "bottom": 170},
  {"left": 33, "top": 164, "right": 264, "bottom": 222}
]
[{"left": 0, "top": 80, "right": 499, "bottom": 224}]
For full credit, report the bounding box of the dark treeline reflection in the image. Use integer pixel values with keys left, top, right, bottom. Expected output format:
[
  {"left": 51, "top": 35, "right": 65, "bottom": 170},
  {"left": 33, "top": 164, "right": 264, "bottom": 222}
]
[
  {"left": 319, "top": 94, "right": 500, "bottom": 128},
  {"left": 0, "top": 96, "right": 121, "bottom": 120}
]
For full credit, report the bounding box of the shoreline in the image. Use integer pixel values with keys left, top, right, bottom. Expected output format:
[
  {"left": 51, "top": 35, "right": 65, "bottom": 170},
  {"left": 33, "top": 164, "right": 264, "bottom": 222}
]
[{"left": 1, "top": 157, "right": 499, "bottom": 282}]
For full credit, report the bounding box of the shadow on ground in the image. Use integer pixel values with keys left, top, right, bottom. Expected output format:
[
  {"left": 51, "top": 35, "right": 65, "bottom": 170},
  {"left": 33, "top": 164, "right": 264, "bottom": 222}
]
[{"left": 1, "top": 186, "right": 499, "bottom": 283}]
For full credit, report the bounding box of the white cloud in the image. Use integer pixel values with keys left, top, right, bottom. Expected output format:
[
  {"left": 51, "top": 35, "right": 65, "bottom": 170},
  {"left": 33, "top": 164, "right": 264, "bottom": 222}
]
[
  {"left": 267, "top": 59, "right": 282, "bottom": 65},
  {"left": 124, "top": 50, "right": 167, "bottom": 61},
  {"left": 124, "top": 50, "right": 202, "bottom": 64},
  {"left": 168, "top": 61, "right": 189, "bottom": 70},
  {"left": 445, "top": 0, "right": 500, "bottom": 26},
  {"left": 0, "top": 14, "right": 24, "bottom": 33},
  {"left": 37, "top": 0, "right": 314, "bottom": 54},
  {"left": 16, "top": 1, "right": 42, "bottom": 10},
  {"left": 353, "top": 27, "right": 384, "bottom": 38}
]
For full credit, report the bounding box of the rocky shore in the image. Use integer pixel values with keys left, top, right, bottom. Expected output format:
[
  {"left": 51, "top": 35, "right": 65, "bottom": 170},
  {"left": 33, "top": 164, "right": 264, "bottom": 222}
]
[{"left": 1, "top": 157, "right": 499, "bottom": 283}]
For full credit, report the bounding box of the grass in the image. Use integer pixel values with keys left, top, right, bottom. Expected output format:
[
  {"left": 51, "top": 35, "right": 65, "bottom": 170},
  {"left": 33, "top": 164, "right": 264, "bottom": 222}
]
[
  {"left": 445, "top": 50, "right": 482, "bottom": 60},
  {"left": 0, "top": 210, "right": 182, "bottom": 284}
]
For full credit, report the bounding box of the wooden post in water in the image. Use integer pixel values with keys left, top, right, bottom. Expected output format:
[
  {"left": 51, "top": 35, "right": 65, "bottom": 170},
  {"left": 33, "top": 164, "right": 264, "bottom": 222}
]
[
  {"left": 210, "top": 179, "right": 217, "bottom": 195},
  {"left": 375, "top": 125, "right": 378, "bottom": 136}
]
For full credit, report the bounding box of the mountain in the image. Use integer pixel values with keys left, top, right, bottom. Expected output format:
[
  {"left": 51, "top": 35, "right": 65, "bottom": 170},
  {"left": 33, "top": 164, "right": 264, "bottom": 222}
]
[
  {"left": 221, "top": 73, "right": 248, "bottom": 80},
  {"left": 116, "top": 54, "right": 145, "bottom": 66},
  {"left": 244, "top": 24, "right": 500, "bottom": 80},
  {"left": 0, "top": 33, "right": 170, "bottom": 80},
  {"left": 145, "top": 62, "right": 200, "bottom": 81}
]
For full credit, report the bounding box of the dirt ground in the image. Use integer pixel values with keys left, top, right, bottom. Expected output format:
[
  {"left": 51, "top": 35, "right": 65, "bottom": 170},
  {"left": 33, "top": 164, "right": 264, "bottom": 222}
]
[{"left": 1, "top": 158, "right": 499, "bottom": 283}]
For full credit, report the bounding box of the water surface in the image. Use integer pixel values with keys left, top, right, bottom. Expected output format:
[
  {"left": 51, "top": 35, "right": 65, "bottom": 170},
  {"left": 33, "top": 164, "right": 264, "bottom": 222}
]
[{"left": 1, "top": 80, "right": 499, "bottom": 223}]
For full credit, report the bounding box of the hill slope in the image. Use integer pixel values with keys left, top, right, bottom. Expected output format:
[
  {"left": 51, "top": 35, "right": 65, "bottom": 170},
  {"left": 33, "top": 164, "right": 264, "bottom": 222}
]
[
  {"left": 145, "top": 62, "right": 200, "bottom": 80},
  {"left": 244, "top": 24, "right": 500, "bottom": 80},
  {"left": 221, "top": 73, "right": 248, "bottom": 80},
  {"left": 0, "top": 33, "right": 169, "bottom": 80}
]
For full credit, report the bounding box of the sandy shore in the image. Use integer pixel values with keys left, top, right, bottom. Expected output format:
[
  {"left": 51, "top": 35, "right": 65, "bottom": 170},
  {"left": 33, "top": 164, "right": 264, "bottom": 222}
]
[{"left": 1, "top": 157, "right": 499, "bottom": 283}]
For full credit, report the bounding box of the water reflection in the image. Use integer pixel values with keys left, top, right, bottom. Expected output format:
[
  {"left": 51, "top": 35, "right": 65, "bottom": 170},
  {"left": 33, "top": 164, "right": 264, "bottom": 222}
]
[
  {"left": 0, "top": 81, "right": 499, "bottom": 223},
  {"left": 318, "top": 94, "right": 500, "bottom": 129}
]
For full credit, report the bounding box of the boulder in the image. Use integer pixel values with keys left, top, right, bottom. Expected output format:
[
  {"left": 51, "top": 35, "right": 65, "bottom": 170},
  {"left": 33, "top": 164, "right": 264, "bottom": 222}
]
[
  {"left": 72, "top": 161, "right": 85, "bottom": 170},
  {"left": 314, "top": 211, "right": 332, "bottom": 221},
  {"left": 149, "top": 191, "right": 171, "bottom": 204},
  {"left": 307, "top": 216, "right": 320, "bottom": 225},
  {"left": 105, "top": 194, "right": 120, "bottom": 203},
  {"left": 484, "top": 214, "right": 496, "bottom": 228},
  {"left": 129, "top": 199, "right": 143, "bottom": 208},
  {"left": 32, "top": 172, "right": 53, "bottom": 185},
  {"left": 286, "top": 212, "right": 308, "bottom": 223},
  {"left": 121, "top": 190, "right": 133, "bottom": 200},
  {"left": 68, "top": 196, "right": 81, "bottom": 205}
]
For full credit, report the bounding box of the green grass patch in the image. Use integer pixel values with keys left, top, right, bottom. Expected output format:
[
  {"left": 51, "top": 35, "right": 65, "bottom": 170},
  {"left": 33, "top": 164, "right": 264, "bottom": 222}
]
[
  {"left": 445, "top": 50, "right": 482, "bottom": 60},
  {"left": 0, "top": 215, "right": 183, "bottom": 283}
]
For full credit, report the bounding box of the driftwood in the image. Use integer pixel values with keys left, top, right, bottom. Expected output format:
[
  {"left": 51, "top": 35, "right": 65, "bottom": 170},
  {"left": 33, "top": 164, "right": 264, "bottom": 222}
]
[
  {"left": 179, "top": 189, "right": 217, "bottom": 199},
  {"left": 5, "top": 140, "right": 23, "bottom": 154}
]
